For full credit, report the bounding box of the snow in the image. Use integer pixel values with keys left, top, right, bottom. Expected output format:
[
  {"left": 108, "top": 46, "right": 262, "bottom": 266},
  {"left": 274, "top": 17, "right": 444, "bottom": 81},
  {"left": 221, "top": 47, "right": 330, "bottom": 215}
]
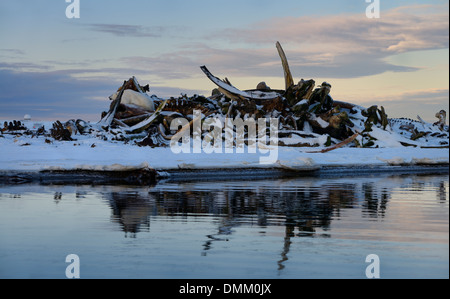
[
  {"left": 293, "top": 99, "right": 309, "bottom": 109},
  {"left": 365, "top": 126, "right": 403, "bottom": 148},
  {"left": 310, "top": 114, "right": 330, "bottom": 128},
  {"left": 0, "top": 119, "right": 448, "bottom": 177},
  {"left": 279, "top": 133, "right": 328, "bottom": 147}
]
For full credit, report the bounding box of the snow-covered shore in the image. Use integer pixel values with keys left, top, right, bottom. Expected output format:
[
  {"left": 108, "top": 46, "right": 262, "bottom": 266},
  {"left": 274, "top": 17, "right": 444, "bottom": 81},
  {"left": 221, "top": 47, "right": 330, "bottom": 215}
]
[{"left": 0, "top": 119, "right": 448, "bottom": 184}]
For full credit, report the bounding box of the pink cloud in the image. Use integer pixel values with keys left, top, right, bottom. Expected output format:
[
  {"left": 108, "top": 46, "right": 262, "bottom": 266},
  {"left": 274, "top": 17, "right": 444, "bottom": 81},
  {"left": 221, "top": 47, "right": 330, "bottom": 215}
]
[
  {"left": 84, "top": 5, "right": 450, "bottom": 83},
  {"left": 217, "top": 4, "right": 448, "bottom": 54}
]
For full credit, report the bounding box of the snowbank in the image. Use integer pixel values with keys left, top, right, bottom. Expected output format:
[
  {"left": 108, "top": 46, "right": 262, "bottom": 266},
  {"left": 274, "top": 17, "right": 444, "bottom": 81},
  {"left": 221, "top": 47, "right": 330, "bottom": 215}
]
[{"left": 0, "top": 120, "right": 447, "bottom": 181}]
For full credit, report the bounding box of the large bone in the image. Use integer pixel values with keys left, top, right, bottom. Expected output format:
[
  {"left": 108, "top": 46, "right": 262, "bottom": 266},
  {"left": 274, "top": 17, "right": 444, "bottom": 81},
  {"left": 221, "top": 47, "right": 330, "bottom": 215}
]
[
  {"left": 97, "top": 79, "right": 132, "bottom": 128},
  {"left": 200, "top": 65, "right": 281, "bottom": 101},
  {"left": 276, "top": 41, "right": 294, "bottom": 91},
  {"left": 124, "top": 99, "right": 168, "bottom": 134}
]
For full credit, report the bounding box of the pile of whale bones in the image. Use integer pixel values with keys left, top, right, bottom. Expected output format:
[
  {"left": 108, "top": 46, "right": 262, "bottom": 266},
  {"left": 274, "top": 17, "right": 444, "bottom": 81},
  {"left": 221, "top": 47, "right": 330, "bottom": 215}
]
[{"left": 2, "top": 42, "right": 449, "bottom": 151}]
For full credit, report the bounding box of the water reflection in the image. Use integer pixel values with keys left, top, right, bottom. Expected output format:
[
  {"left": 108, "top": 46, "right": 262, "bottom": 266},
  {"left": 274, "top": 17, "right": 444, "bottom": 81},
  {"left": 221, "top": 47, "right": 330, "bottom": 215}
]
[
  {"left": 102, "top": 180, "right": 395, "bottom": 236},
  {"left": 361, "top": 183, "right": 389, "bottom": 218},
  {"left": 97, "top": 174, "right": 448, "bottom": 271},
  {"left": 439, "top": 181, "right": 447, "bottom": 202},
  {"left": 1, "top": 173, "right": 447, "bottom": 278},
  {"left": 106, "top": 191, "right": 153, "bottom": 238}
]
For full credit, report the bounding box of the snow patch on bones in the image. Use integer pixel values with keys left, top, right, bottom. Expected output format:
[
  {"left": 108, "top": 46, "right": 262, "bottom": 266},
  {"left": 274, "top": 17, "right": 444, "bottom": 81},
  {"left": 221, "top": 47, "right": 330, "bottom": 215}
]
[
  {"left": 309, "top": 114, "right": 329, "bottom": 129},
  {"left": 365, "top": 126, "right": 404, "bottom": 148}
]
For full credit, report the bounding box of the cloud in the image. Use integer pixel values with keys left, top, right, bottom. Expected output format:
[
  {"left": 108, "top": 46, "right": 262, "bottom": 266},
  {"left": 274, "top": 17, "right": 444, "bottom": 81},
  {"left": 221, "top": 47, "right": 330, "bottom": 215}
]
[
  {"left": 0, "top": 68, "right": 118, "bottom": 121},
  {"left": 0, "top": 64, "right": 207, "bottom": 121},
  {"left": 118, "top": 44, "right": 417, "bottom": 84},
  {"left": 216, "top": 5, "right": 449, "bottom": 53},
  {"left": 86, "top": 23, "right": 165, "bottom": 38},
  {"left": 26, "top": 4, "right": 443, "bottom": 88},
  {"left": 120, "top": 54, "right": 200, "bottom": 80},
  {"left": 114, "top": 5, "right": 447, "bottom": 82},
  {"left": 0, "top": 48, "right": 25, "bottom": 56},
  {"left": 1, "top": 4, "right": 447, "bottom": 121},
  {"left": 0, "top": 61, "right": 51, "bottom": 72},
  {"left": 168, "top": 4, "right": 446, "bottom": 80},
  {"left": 85, "top": 23, "right": 190, "bottom": 39}
]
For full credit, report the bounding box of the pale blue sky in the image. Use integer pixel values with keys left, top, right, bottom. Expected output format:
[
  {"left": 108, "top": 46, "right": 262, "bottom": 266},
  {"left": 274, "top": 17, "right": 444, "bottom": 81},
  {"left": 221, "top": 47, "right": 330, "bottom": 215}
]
[{"left": 0, "top": 0, "right": 448, "bottom": 121}]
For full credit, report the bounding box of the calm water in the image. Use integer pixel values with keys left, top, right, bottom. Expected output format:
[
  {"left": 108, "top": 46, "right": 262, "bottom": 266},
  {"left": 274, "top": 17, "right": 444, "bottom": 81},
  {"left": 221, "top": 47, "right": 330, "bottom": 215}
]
[{"left": 0, "top": 173, "right": 448, "bottom": 279}]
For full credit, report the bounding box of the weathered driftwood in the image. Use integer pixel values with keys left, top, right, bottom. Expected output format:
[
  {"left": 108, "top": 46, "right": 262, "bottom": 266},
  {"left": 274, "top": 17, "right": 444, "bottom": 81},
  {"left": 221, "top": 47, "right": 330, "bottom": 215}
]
[
  {"left": 306, "top": 132, "right": 360, "bottom": 153},
  {"left": 362, "top": 105, "right": 389, "bottom": 130},
  {"left": 434, "top": 110, "right": 447, "bottom": 131},
  {"left": 50, "top": 120, "right": 73, "bottom": 141},
  {"left": 309, "top": 82, "right": 334, "bottom": 114},
  {"left": 333, "top": 100, "right": 362, "bottom": 110},
  {"left": 285, "top": 79, "right": 316, "bottom": 107}
]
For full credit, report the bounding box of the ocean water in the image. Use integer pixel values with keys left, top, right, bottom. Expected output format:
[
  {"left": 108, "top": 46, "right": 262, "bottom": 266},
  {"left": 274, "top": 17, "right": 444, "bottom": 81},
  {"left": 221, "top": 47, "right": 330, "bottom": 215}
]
[{"left": 0, "top": 173, "right": 448, "bottom": 279}]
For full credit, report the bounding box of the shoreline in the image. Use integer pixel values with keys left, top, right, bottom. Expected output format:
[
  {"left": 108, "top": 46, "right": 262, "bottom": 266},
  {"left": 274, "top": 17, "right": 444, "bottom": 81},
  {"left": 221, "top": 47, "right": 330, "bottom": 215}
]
[
  {"left": 1, "top": 163, "right": 448, "bottom": 185},
  {"left": 2, "top": 121, "right": 448, "bottom": 185}
]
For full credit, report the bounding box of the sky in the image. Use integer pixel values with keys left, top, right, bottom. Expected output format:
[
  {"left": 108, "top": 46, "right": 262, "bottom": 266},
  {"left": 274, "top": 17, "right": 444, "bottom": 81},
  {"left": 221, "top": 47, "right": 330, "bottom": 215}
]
[{"left": 0, "top": 0, "right": 448, "bottom": 122}]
